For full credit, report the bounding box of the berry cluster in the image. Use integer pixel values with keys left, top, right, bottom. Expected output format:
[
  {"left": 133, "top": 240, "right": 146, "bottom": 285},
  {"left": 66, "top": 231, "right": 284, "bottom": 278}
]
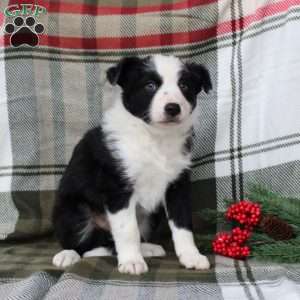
[
  {"left": 232, "top": 227, "right": 251, "bottom": 244},
  {"left": 212, "top": 232, "right": 250, "bottom": 258},
  {"left": 212, "top": 200, "right": 261, "bottom": 259},
  {"left": 226, "top": 201, "right": 261, "bottom": 228}
]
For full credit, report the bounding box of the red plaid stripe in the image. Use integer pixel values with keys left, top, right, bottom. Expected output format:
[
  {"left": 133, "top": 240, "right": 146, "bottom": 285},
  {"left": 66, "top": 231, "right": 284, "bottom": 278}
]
[
  {"left": 218, "top": 0, "right": 300, "bottom": 33},
  {"left": 2, "top": 0, "right": 300, "bottom": 49},
  {"left": 7, "top": 0, "right": 217, "bottom": 15}
]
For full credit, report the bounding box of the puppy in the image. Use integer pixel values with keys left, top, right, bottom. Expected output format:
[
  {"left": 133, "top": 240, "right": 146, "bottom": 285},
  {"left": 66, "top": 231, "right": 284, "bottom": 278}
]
[{"left": 52, "top": 54, "right": 212, "bottom": 275}]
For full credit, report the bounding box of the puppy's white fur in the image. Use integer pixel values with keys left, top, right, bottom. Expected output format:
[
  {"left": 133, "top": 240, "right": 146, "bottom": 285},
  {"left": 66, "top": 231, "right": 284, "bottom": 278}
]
[
  {"left": 107, "top": 201, "right": 148, "bottom": 275},
  {"left": 101, "top": 55, "right": 207, "bottom": 274},
  {"left": 169, "top": 220, "right": 210, "bottom": 269},
  {"left": 103, "top": 99, "right": 191, "bottom": 213},
  {"left": 53, "top": 243, "right": 166, "bottom": 268},
  {"left": 150, "top": 55, "right": 192, "bottom": 124},
  {"left": 52, "top": 55, "right": 209, "bottom": 274},
  {"left": 83, "top": 247, "right": 112, "bottom": 257},
  {"left": 102, "top": 100, "right": 192, "bottom": 273},
  {"left": 53, "top": 250, "right": 80, "bottom": 268},
  {"left": 140, "top": 243, "right": 166, "bottom": 257}
]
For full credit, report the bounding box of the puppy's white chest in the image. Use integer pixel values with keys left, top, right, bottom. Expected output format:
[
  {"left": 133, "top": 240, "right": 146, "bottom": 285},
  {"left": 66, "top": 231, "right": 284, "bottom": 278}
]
[
  {"left": 136, "top": 142, "right": 189, "bottom": 210},
  {"left": 108, "top": 126, "right": 190, "bottom": 212},
  {"left": 103, "top": 102, "right": 191, "bottom": 212}
]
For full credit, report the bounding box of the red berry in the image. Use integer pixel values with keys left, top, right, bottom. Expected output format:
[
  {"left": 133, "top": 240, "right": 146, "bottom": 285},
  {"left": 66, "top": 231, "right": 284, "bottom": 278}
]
[{"left": 225, "top": 200, "right": 261, "bottom": 227}]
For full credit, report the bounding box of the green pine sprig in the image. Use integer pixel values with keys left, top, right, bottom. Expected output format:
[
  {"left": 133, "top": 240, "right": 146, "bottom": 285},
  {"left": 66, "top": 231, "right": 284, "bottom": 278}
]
[
  {"left": 247, "top": 185, "right": 300, "bottom": 229},
  {"left": 251, "top": 237, "right": 300, "bottom": 263},
  {"left": 194, "top": 184, "right": 300, "bottom": 263}
]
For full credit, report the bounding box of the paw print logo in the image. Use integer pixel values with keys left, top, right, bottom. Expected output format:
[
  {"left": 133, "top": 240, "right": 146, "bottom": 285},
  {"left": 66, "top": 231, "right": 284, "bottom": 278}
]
[{"left": 5, "top": 16, "right": 44, "bottom": 47}]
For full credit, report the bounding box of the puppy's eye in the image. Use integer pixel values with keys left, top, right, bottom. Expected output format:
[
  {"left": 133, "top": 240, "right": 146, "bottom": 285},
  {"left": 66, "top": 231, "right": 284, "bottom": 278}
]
[
  {"left": 145, "top": 81, "right": 157, "bottom": 92},
  {"left": 179, "top": 81, "right": 188, "bottom": 91}
]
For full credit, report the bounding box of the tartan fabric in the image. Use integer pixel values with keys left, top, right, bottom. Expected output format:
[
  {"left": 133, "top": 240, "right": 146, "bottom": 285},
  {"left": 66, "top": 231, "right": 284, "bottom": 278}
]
[
  {"left": 0, "top": 0, "right": 300, "bottom": 299},
  {"left": 0, "top": 238, "right": 300, "bottom": 299}
]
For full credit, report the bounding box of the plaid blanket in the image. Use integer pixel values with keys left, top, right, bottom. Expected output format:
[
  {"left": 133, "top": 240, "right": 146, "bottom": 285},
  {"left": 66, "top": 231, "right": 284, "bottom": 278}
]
[
  {"left": 0, "top": 0, "right": 300, "bottom": 299},
  {"left": 0, "top": 238, "right": 300, "bottom": 300}
]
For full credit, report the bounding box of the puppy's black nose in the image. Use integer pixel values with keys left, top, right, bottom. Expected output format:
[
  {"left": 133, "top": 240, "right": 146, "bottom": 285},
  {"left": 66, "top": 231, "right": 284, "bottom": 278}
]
[{"left": 164, "top": 103, "right": 181, "bottom": 117}]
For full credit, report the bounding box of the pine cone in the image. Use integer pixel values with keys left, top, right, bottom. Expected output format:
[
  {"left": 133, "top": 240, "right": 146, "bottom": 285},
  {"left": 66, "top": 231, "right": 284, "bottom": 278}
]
[{"left": 259, "top": 214, "right": 295, "bottom": 240}]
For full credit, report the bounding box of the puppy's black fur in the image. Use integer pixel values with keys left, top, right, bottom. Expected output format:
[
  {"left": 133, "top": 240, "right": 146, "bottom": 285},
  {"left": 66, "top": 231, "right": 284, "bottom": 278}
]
[
  {"left": 52, "top": 127, "right": 167, "bottom": 255},
  {"left": 52, "top": 56, "right": 212, "bottom": 258}
]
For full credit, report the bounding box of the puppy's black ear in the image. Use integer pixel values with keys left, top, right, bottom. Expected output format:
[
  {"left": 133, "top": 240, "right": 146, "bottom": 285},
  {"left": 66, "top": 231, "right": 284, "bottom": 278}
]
[
  {"left": 106, "top": 57, "right": 143, "bottom": 87},
  {"left": 186, "top": 63, "right": 212, "bottom": 94},
  {"left": 106, "top": 65, "right": 120, "bottom": 86}
]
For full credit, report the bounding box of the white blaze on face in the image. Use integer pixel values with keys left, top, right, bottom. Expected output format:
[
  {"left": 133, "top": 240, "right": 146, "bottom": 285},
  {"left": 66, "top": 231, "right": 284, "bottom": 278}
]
[{"left": 150, "top": 55, "right": 192, "bottom": 124}]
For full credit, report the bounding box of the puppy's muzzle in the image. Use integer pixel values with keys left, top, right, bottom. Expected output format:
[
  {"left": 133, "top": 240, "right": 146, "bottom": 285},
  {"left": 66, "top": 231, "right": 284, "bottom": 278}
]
[{"left": 164, "top": 103, "right": 181, "bottom": 118}]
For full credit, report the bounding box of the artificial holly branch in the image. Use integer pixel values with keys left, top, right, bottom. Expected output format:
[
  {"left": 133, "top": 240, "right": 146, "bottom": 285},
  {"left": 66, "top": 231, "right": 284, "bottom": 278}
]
[{"left": 195, "top": 185, "right": 300, "bottom": 263}]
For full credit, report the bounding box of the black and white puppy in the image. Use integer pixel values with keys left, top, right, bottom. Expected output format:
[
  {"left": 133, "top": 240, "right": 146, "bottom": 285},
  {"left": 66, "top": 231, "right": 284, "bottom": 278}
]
[{"left": 52, "top": 54, "right": 212, "bottom": 275}]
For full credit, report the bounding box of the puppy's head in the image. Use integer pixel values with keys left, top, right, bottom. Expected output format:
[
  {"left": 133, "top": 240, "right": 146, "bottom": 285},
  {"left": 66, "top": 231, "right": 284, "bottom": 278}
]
[{"left": 106, "top": 55, "right": 212, "bottom": 127}]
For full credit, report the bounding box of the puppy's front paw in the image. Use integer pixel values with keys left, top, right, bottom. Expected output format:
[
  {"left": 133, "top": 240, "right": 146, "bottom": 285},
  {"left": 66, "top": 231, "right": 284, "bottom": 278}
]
[
  {"left": 52, "top": 250, "right": 81, "bottom": 268},
  {"left": 179, "top": 251, "right": 210, "bottom": 270},
  {"left": 118, "top": 257, "right": 148, "bottom": 275}
]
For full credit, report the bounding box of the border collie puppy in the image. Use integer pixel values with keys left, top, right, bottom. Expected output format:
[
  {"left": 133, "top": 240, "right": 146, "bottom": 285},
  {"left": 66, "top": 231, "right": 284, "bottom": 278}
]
[{"left": 52, "top": 55, "right": 212, "bottom": 275}]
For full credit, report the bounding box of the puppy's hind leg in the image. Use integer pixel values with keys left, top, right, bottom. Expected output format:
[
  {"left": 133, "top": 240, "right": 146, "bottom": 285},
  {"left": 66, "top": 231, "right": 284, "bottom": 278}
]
[
  {"left": 141, "top": 243, "right": 166, "bottom": 257},
  {"left": 53, "top": 228, "right": 114, "bottom": 268},
  {"left": 52, "top": 195, "right": 116, "bottom": 267},
  {"left": 52, "top": 250, "right": 81, "bottom": 268},
  {"left": 83, "top": 247, "right": 113, "bottom": 258}
]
